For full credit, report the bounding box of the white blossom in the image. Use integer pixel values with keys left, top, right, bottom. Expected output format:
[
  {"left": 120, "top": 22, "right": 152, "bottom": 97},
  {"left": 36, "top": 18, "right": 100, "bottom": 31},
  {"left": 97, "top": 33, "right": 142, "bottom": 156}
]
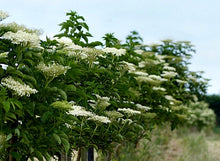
[
  {"left": 118, "top": 108, "right": 141, "bottom": 115},
  {"left": 134, "top": 49, "right": 144, "bottom": 55},
  {"left": 121, "top": 61, "right": 136, "bottom": 73},
  {"left": 1, "top": 76, "right": 38, "bottom": 97},
  {"left": 161, "top": 71, "right": 178, "bottom": 78},
  {"left": 2, "top": 30, "right": 40, "bottom": 46},
  {"left": 133, "top": 71, "right": 149, "bottom": 76},
  {"left": 89, "top": 94, "right": 110, "bottom": 110},
  {"left": 152, "top": 87, "right": 166, "bottom": 91},
  {"left": 88, "top": 115, "right": 111, "bottom": 124},
  {"left": 68, "top": 105, "right": 93, "bottom": 117},
  {"left": 136, "top": 104, "right": 151, "bottom": 111},
  {"left": 165, "top": 95, "right": 175, "bottom": 101},
  {"left": 0, "top": 10, "right": 9, "bottom": 21},
  {"left": 102, "top": 47, "right": 126, "bottom": 56},
  {"left": 163, "top": 66, "right": 176, "bottom": 71},
  {"left": 176, "top": 79, "right": 188, "bottom": 84},
  {"left": 0, "top": 52, "right": 8, "bottom": 58},
  {"left": 36, "top": 62, "right": 71, "bottom": 79}
]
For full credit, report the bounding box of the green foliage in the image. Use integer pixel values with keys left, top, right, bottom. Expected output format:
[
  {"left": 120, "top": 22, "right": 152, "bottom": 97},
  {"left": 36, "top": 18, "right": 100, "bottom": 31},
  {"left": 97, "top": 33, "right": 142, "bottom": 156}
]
[
  {"left": 0, "top": 9, "right": 211, "bottom": 160},
  {"left": 186, "top": 101, "right": 216, "bottom": 130}
]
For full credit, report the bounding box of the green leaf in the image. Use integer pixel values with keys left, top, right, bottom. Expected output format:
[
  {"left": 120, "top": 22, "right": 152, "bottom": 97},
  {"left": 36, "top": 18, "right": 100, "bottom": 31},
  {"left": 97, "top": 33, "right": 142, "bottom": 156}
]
[
  {"left": 6, "top": 133, "right": 12, "bottom": 141},
  {"left": 41, "top": 111, "right": 52, "bottom": 123},
  {"left": 10, "top": 152, "right": 20, "bottom": 160},
  {"left": 53, "top": 133, "right": 61, "bottom": 145},
  {"left": 9, "top": 98, "right": 23, "bottom": 109},
  {"left": 57, "top": 88, "right": 67, "bottom": 100},
  {"left": 61, "top": 138, "right": 70, "bottom": 152},
  {"left": 15, "top": 128, "right": 20, "bottom": 137},
  {"left": 2, "top": 101, "right": 10, "bottom": 112},
  {"left": 43, "top": 152, "right": 51, "bottom": 161},
  {"left": 6, "top": 112, "right": 17, "bottom": 120},
  {"left": 35, "top": 151, "right": 44, "bottom": 161}
]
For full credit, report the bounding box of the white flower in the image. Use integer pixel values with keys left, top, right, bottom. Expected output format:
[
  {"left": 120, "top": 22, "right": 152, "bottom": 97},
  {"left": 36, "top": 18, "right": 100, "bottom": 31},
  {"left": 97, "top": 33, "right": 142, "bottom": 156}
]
[
  {"left": 138, "top": 61, "right": 146, "bottom": 68},
  {"left": 121, "top": 61, "right": 136, "bottom": 73},
  {"left": 133, "top": 71, "right": 149, "bottom": 76},
  {"left": 105, "top": 111, "right": 124, "bottom": 119},
  {"left": 134, "top": 49, "right": 144, "bottom": 55},
  {"left": 118, "top": 108, "right": 141, "bottom": 115},
  {"left": 88, "top": 115, "right": 111, "bottom": 124},
  {"left": 165, "top": 95, "right": 175, "bottom": 101},
  {"left": 152, "top": 87, "right": 166, "bottom": 92},
  {"left": 36, "top": 62, "right": 71, "bottom": 79},
  {"left": 136, "top": 104, "right": 151, "bottom": 111},
  {"left": 176, "top": 79, "right": 188, "bottom": 84},
  {"left": 135, "top": 76, "right": 153, "bottom": 83},
  {"left": 0, "top": 10, "right": 9, "bottom": 21},
  {"left": 163, "top": 66, "right": 176, "bottom": 71},
  {"left": 0, "top": 52, "right": 8, "bottom": 58},
  {"left": 2, "top": 30, "right": 40, "bottom": 46},
  {"left": 55, "top": 37, "right": 73, "bottom": 46},
  {"left": 1, "top": 76, "right": 38, "bottom": 97},
  {"left": 68, "top": 105, "right": 93, "bottom": 117},
  {"left": 161, "top": 71, "right": 178, "bottom": 78},
  {"left": 149, "top": 75, "right": 162, "bottom": 81},
  {"left": 102, "top": 47, "right": 126, "bottom": 56}
]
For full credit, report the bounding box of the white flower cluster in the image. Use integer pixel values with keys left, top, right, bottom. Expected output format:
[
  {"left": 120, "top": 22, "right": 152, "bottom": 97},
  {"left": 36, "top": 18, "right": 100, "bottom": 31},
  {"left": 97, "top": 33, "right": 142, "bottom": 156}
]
[
  {"left": 161, "top": 71, "right": 178, "bottom": 78},
  {"left": 102, "top": 47, "right": 126, "bottom": 57},
  {"left": 136, "top": 104, "right": 151, "bottom": 111},
  {"left": 105, "top": 111, "right": 124, "bottom": 119},
  {"left": 121, "top": 61, "right": 136, "bottom": 73},
  {"left": 2, "top": 30, "right": 40, "bottom": 46},
  {"left": 155, "top": 55, "right": 165, "bottom": 63},
  {"left": 176, "top": 79, "right": 188, "bottom": 84},
  {"left": 1, "top": 76, "right": 38, "bottom": 97},
  {"left": 36, "top": 62, "right": 71, "bottom": 79},
  {"left": 165, "top": 95, "right": 175, "bottom": 101},
  {"left": 0, "top": 52, "right": 8, "bottom": 58},
  {"left": 134, "top": 49, "right": 144, "bottom": 55},
  {"left": 133, "top": 71, "right": 149, "bottom": 76},
  {"left": 55, "top": 37, "right": 73, "bottom": 46},
  {"left": 68, "top": 105, "right": 93, "bottom": 117},
  {"left": 152, "top": 87, "right": 166, "bottom": 92},
  {"left": 163, "top": 66, "right": 176, "bottom": 71},
  {"left": 135, "top": 76, "right": 154, "bottom": 84},
  {"left": 118, "top": 108, "right": 141, "bottom": 115},
  {"left": 88, "top": 115, "right": 111, "bottom": 124},
  {"left": 138, "top": 61, "right": 146, "bottom": 68},
  {"left": 68, "top": 105, "right": 111, "bottom": 124},
  {"left": 0, "top": 10, "right": 9, "bottom": 21},
  {"left": 89, "top": 94, "right": 110, "bottom": 110}
]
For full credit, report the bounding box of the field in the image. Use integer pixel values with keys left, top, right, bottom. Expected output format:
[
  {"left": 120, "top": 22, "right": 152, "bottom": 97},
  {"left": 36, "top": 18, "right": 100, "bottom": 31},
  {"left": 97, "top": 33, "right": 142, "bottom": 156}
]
[{"left": 107, "top": 126, "right": 220, "bottom": 161}]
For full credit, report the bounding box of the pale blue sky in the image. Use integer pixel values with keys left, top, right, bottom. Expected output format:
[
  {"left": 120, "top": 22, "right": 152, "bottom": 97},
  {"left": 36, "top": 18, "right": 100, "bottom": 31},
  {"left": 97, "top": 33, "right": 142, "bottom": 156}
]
[{"left": 1, "top": 0, "right": 220, "bottom": 94}]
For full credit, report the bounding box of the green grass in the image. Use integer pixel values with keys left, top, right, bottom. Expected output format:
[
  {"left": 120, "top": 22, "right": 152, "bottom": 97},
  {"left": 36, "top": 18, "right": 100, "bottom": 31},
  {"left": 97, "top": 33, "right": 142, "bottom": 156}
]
[{"left": 104, "top": 126, "right": 220, "bottom": 161}]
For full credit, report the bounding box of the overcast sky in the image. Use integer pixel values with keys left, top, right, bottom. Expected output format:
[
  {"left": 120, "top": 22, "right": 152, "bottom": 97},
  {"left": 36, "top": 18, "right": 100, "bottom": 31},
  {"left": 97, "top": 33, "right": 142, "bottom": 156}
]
[{"left": 1, "top": 0, "right": 220, "bottom": 94}]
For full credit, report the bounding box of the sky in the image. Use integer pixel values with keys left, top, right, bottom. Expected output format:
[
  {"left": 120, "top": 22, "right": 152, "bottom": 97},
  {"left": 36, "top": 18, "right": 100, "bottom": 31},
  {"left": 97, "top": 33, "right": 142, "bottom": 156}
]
[{"left": 1, "top": 0, "right": 220, "bottom": 94}]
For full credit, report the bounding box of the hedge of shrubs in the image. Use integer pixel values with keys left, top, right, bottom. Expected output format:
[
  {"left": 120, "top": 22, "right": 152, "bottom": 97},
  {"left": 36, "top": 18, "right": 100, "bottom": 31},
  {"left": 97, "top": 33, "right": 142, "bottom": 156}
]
[{"left": 0, "top": 10, "right": 215, "bottom": 160}]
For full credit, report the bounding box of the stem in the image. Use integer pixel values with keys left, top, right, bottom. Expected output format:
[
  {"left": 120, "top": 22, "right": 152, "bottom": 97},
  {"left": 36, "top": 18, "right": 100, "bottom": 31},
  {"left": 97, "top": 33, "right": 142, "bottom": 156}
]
[
  {"left": 90, "top": 124, "right": 98, "bottom": 140},
  {"left": 79, "top": 118, "right": 85, "bottom": 140},
  {"left": 76, "top": 148, "right": 81, "bottom": 161}
]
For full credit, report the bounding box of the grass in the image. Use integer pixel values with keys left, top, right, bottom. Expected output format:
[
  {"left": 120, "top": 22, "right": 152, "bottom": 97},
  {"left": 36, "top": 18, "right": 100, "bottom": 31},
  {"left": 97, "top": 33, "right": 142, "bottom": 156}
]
[{"left": 107, "top": 126, "right": 220, "bottom": 161}]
